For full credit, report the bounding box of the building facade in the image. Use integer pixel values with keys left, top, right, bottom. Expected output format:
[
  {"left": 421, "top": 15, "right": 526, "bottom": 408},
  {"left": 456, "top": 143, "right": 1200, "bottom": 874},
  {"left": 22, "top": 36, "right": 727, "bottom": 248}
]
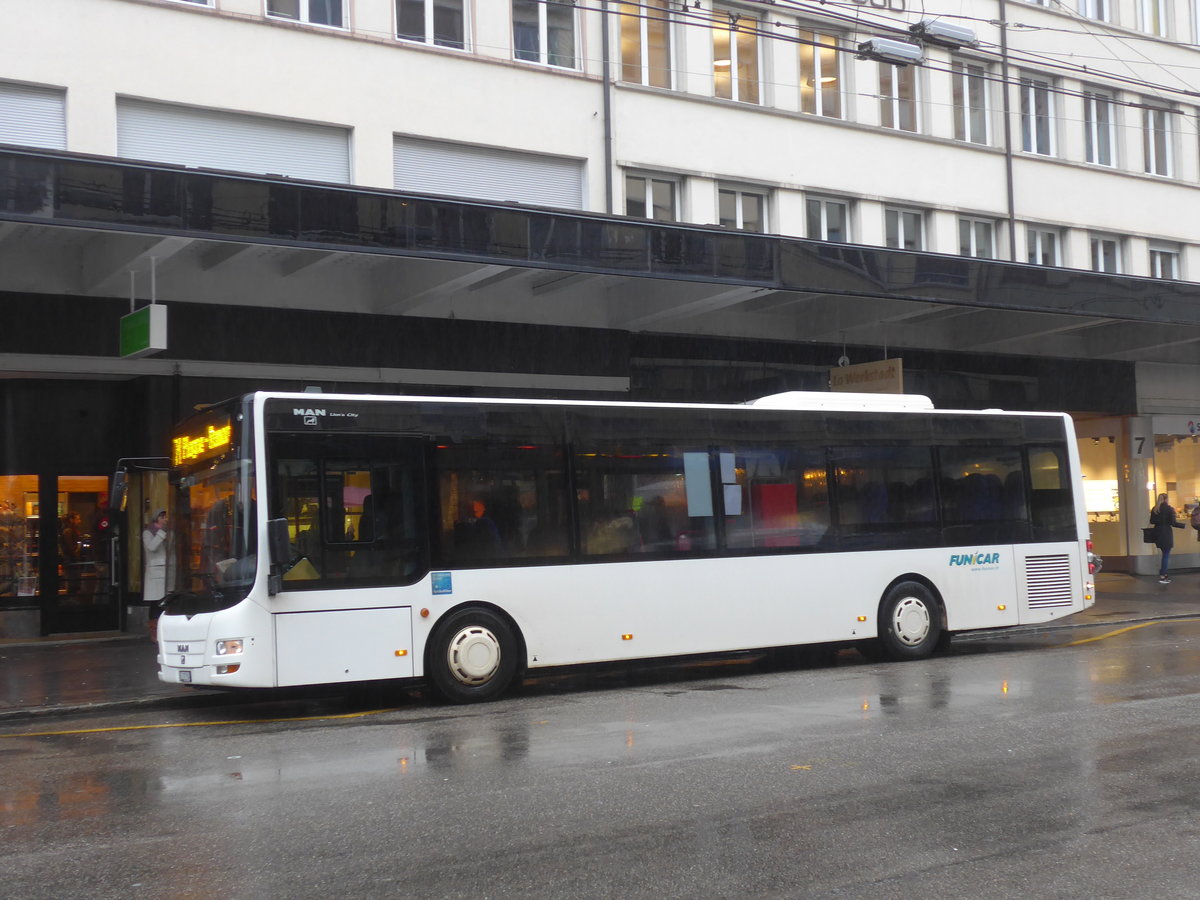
[{"left": 3, "top": 0, "right": 1200, "bottom": 634}]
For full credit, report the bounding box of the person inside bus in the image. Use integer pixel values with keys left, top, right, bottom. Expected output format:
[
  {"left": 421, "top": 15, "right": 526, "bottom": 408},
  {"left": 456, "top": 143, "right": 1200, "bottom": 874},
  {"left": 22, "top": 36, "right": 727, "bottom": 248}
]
[
  {"left": 1150, "top": 492, "right": 1184, "bottom": 584},
  {"left": 455, "top": 498, "right": 502, "bottom": 558}
]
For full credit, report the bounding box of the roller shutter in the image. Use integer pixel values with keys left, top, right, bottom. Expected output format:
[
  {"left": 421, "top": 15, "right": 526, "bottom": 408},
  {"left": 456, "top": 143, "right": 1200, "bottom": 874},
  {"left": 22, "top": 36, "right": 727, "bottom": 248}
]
[
  {"left": 116, "top": 98, "right": 350, "bottom": 184},
  {"left": 393, "top": 136, "right": 584, "bottom": 209},
  {"left": 0, "top": 82, "right": 66, "bottom": 150}
]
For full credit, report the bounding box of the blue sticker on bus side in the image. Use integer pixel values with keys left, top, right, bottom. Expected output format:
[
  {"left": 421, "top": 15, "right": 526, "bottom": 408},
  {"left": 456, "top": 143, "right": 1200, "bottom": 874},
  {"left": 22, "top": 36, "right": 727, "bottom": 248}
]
[{"left": 431, "top": 572, "right": 453, "bottom": 595}]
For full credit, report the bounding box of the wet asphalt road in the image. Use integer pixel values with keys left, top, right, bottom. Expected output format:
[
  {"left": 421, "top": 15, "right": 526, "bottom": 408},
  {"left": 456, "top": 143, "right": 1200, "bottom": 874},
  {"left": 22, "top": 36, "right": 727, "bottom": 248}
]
[{"left": 4, "top": 620, "right": 1200, "bottom": 899}]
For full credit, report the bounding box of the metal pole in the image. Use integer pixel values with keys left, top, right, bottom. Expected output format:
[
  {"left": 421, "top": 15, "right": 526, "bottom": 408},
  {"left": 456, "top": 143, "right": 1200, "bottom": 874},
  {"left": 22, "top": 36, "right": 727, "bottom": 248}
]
[
  {"left": 998, "top": 0, "right": 1018, "bottom": 261},
  {"left": 600, "top": 0, "right": 615, "bottom": 214}
]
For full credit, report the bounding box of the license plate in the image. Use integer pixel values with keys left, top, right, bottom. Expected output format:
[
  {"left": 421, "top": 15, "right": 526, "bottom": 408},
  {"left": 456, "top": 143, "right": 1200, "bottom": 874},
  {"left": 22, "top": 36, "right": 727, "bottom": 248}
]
[{"left": 179, "top": 670, "right": 192, "bottom": 683}]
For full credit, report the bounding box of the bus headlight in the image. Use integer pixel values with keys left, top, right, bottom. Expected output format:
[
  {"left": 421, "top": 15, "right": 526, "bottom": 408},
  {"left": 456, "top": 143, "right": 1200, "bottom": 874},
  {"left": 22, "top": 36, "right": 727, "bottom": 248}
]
[{"left": 215, "top": 639, "right": 244, "bottom": 656}]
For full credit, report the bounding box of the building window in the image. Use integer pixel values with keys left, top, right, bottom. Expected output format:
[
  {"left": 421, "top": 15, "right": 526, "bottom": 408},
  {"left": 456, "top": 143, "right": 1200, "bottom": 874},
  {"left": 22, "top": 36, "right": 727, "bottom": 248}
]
[
  {"left": 1083, "top": 91, "right": 1116, "bottom": 166},
  {"left": 397, "top": 0, "right": 466, "bottom": 49},
  {"left": 799, "top": 30, "right": 842, "bottom": 118},
  {"left": 885, "top": 207, "right": 924, "bottom": 251},
  {"left": 713, "top": 9, "right": 760, "bottom": 104},
  {"left": 1143, "top": 105, "right": 1174, "bottom": 176},
  {"left": 1026, "top": 227, "right": 1062, "bottom": 266},
  {"left": 718, "top": 187, "right": 766, "bottom": 232},
  {"left": 879, "top": 63, "right": 918, "bottom": 132},
  {"left": 266, "top": 0, "right": 344, "bottom": 27},
  {"left": 959, "top": 218, "right": 995, "bottom": 259},
  {"left": 1139, "top": 0, "right": 1168, "bottom": 34},
  {"left": 1150, "top": 244, "right": 1181, "bottom": 279},
  {"left": 1020, "top": 75, "right": 1055, "bottom": 155},
  {"left": 625, "top": 173, "right": 677, "bottom": 221},
  {"left": 806, "top": 197, "right": 850, "bottom": 242},
  {"left": 952, "top": 61, "right": 988, "bottom": 144},
  {"left": 1079, "top": 0, "right": 1111, "bottom": 21},
  {"left": 1090, "top": 234, "right": 1122, "bottom": 273},
  {"left": 513, "top": 0, "right": 577, "bottom": 69},
  {"left": 618, "top": 0, "right": 673, "bottom": 88}
]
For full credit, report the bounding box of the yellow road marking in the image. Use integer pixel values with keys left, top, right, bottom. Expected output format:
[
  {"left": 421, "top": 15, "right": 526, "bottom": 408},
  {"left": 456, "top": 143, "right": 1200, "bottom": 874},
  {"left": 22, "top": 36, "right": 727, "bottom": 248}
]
[
  {"left": 1058, "top": 617, "right": 1200, "bottom": 647},
  {"left": 0, "top": 708, "right": 400, "bottom": 738},
  {"left": 790, "top": 764, "right": 813, "bottom": 771}
]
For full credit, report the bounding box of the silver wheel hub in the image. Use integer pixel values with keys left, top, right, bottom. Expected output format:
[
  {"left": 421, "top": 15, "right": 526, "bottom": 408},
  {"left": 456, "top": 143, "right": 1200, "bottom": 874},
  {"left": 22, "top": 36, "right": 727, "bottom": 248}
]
[
  {"left": 891, "top": 596, "right": 931, "bottom": 646},
  {"left": 446, "top": 625, "right": 502, "bottom": 685}
]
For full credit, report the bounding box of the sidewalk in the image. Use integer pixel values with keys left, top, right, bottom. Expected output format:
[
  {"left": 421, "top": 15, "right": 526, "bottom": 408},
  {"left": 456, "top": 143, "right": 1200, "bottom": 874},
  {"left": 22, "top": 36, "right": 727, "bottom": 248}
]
[{"left": 2, "top": 571, "right": 1199, "bottom": 720}]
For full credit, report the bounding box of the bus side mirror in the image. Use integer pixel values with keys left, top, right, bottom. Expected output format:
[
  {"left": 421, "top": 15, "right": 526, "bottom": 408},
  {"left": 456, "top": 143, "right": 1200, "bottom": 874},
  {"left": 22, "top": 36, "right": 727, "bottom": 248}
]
[
  {"left": 268, "top": 518, "right": 291, "bottom": 565},
  {"left": 267, "top": 517, "right": 291, "bottom": 596}
]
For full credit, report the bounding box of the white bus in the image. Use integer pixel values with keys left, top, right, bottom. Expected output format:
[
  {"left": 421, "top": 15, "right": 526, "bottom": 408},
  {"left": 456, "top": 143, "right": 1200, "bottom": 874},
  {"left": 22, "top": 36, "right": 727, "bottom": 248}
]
[{"left": 157, "top": 390, "right": 1098, "bottom": 702}]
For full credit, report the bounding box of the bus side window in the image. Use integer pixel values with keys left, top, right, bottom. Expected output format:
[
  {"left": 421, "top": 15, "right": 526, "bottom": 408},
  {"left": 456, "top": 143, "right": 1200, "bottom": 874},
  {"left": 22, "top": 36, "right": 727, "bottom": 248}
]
[
  {"left": 269, "top": 437, "right": 427, "bottom": 589},
  {"left": 574, "top": 443, "right": 715, "bottom": 557},
  {"left": 1028, "top": 446, "right": 1075, "bottom": 540},
  {"left": 937, "top": 446, "right": 1030, "bottom": 545},
  {"left": 831, "top": 446, "right": 937, "bottom": 547},
  {"left": 723, "top": 448, "right": 830, "bottom": 551},
  {"left": 434, "top": 439, "right": 569, "bottom": 567}
]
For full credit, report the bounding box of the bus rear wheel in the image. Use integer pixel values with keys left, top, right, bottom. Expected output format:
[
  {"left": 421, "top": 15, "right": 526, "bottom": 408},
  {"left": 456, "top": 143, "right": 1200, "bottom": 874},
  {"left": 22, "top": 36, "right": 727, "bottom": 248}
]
[
  {"left": 878, "top": 581, "right": 941, "bottom": 661},
  {"left": 427, "top": 608, "right": 519, "bottom": 703}
]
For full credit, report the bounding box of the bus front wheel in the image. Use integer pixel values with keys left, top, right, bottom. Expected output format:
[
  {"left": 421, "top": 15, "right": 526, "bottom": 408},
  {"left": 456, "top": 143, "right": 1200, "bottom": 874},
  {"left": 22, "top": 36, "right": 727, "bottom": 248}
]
[
  {"left": 877, "top": 582, "right": 942, "bottom": 661},
  {"left": 427, "top": 608, "right": 519, "bottom": 703}
]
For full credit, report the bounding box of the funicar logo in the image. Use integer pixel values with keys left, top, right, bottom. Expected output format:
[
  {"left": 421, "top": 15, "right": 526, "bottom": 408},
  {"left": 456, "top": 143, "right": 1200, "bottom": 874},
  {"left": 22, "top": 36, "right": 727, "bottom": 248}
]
[{"left": 950, "top": 552, "right": 1001, "bottom": 566}]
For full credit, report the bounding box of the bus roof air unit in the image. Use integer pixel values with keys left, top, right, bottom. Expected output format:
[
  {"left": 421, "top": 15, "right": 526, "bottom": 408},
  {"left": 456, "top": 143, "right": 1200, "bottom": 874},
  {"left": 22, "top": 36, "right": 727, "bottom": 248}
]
[{"left": 748, "top": 391, "right": 935, "bottom": 411}]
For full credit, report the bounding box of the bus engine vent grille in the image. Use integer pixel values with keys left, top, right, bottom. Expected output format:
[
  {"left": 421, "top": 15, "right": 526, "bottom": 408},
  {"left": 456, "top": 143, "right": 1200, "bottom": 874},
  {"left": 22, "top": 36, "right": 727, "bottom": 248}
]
[{"left": 1024, "top": 554, "right": 1074, "bottom": 609}]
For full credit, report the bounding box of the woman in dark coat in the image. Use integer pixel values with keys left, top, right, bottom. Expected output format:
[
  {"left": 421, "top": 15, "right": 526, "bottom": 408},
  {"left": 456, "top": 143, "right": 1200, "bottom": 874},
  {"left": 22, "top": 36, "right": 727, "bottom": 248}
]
[{"left": 1150, "top": 493, "right": 1184, "bottom": 584}]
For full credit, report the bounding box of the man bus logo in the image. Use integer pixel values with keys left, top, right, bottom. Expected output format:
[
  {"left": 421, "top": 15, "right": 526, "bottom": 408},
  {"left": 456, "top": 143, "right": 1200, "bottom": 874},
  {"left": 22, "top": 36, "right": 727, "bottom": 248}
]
[
  {"left": 950, "top": 552, "right": 1001, "bottom": 567},
  {"left": 176, "top": 644, "right": 190, "bottom": 653},
  {"left": 295, "top": 408, "right": 326, "bottom": 426}
]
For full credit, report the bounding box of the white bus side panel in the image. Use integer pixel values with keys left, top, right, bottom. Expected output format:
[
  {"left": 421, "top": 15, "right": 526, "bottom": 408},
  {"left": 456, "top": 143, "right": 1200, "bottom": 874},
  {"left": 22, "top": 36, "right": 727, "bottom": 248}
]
[
  {"left": 413, "top": 545, "right": 1059, "bottom": 671},
  {"left": 275, "top": 607, "right": 414, "bottom": 686},
  {"left": 159, "top": 542, "right": 1086, "bottom": 687}
]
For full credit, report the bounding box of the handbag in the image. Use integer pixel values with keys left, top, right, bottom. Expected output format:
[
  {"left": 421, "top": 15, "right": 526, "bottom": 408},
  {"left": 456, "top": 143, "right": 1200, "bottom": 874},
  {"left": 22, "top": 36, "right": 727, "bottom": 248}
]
[{"left": 1142, "top": 526, "right": 1156, "bottom": 544}]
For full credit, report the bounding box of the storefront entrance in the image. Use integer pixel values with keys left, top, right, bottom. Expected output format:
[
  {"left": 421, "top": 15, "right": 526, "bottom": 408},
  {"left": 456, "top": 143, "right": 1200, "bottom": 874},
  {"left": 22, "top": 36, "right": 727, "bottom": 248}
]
[
  {"left": 47, "top": 475, "right": 117, "bottom": 633},
  {"left": 0, "top": 474, "right": 119, "bottom": 635}
]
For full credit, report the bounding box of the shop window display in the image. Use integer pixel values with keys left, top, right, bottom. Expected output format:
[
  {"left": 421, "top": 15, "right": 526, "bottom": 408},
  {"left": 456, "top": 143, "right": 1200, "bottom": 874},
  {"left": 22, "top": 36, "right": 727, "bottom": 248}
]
[
  {"left": 1078, "top": 436, "right": 1123, "bottom": 559},
  {"left": 1148, "top": 435, "right": 1200, "bottom": 552},
  {"left": 0, "top": 476, "right": 38, "bottom": 602}
]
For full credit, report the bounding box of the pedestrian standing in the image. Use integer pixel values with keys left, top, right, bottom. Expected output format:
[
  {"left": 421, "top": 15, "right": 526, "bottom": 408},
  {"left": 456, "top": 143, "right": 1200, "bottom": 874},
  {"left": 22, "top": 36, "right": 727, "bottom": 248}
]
[
  {"left": 1150, "top": 493, "right": 1184, "bottom": 584},
  {"left": 143, "top": 509, "right": 169, "bottom": 640}
]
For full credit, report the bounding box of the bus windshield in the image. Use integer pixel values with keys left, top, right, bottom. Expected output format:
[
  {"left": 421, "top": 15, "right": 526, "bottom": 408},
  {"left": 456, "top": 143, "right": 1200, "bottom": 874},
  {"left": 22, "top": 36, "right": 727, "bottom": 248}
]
[{"left": 165, "top": 409, "right": 257, "bottom": 615}]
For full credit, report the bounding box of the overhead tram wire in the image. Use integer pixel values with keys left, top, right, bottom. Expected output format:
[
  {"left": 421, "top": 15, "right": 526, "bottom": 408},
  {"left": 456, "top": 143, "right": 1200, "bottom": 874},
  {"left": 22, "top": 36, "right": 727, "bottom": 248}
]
[
  {"left": 334, "top": 0, "right": 1200, "bottom": 119},
  {"left": 576, "top": 0, "right": 1200, "bottom": 104},
  {"left": 1005, "top": 0, "right": 1200, "bottom": 106}
]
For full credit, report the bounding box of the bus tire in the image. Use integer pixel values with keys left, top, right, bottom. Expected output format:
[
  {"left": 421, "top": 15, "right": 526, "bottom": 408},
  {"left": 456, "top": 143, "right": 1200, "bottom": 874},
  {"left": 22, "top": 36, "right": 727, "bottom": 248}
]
[
  {"left": 878, "top": 581, "right": 941, "bottom": 661},
  {"left": 427, "top": 607, "right": 519, "bottom": 703}
]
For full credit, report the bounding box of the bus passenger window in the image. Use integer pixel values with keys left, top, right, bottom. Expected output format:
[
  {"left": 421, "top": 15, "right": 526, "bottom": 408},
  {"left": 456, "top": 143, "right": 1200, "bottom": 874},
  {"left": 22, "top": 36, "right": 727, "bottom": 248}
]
[
  {"left": 938, "top": 446, "right": 1030, "bottom": 544},
  {"left": 723, "top": 448, "right": 830, "bottom": 551},
  {"left": 832, "top": 446, "right": 937, "bottom": 533},
  {"left": 434, "top": 437, "right": 569, "bottom": 567},
  {"left": 574, "top": 443, "right": 715, "bottom": 557},
  {"left": 1028, "top": 446, "right": 1075, "bottom": 540}
]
